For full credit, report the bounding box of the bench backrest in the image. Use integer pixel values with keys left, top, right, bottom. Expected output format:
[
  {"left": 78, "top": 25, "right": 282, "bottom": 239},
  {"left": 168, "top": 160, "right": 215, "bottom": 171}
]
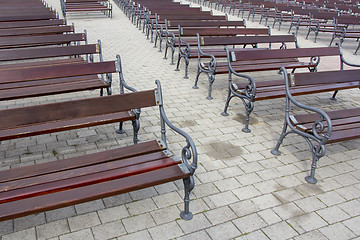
[
  {"left": 200, "top": 34, "right": 296, "bottom": 46},
  {"left": 0, "top": 33, "right": 86, "bottom": 49},
  {"left": 158, "top": 14, "right": 226, "bottom": 21},
  {"left": 0, "top": 90, "right": 157, "bottom": 130},
  {"left": 0, "top": 43, "right": 100, "bottom": 61},
  {"left": 288, "top": 69, "right": 360, "bottom": 87},
  {"left": 0, "top": 60, "right": 116, "bottom": 83},
  {"left": 181, "top": 27, "right": 270, "bottom": 37},
  {"left": 0, "top": 19, "right": 65, "bottom": 29},
  {"left": 0, "top": 12, "right": 57, "bottom": 22},
  {"left": 0, "top": 25, "right": 74, "bottom": 37},
  {"left": 230, "top": 46, "right": 340, "bottom": 62},
  {"left": 168, "top": 20, "right": 246, "bottom": 28}
]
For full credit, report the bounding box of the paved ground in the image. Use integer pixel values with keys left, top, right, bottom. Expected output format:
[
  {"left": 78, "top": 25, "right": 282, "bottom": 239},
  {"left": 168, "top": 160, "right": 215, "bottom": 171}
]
[{"left": 1, "top": 1, "right": 360, "bottom": 239}]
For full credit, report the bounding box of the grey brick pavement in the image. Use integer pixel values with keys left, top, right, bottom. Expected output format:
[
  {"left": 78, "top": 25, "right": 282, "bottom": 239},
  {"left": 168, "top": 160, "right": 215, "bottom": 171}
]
[{"left": 0, "top": 0, "right": 360, "bottom": 239}]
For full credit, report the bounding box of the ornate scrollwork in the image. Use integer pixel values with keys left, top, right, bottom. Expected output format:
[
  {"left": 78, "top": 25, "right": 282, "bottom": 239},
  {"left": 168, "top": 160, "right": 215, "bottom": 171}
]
[{"left": 182, "top": 142, "right": 197, "bottom": 174}]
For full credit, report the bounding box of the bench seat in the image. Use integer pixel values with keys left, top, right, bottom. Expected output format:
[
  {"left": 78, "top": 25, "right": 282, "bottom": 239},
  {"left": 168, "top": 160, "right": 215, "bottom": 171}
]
[{"left": 0, "top": 139, "right": 189, "bottom": 221}]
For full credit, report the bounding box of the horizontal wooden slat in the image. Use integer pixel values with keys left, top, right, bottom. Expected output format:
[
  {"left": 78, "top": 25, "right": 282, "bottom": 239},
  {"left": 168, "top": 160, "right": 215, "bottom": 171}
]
[{"left": 0, "top": 164, "right": 188, "bottom": 221}]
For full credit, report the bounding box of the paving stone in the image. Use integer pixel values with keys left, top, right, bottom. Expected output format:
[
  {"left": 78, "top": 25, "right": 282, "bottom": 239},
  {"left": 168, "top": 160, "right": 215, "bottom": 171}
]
[
  {"left": 316, "top": 205, "right": 350, "bottom": 224},
  {"left": 205, "top": 222, "right": 241, "bottom": 240},
  {"left": 152, "top": 191, "right": 183, "bottom": 209},
  {"left": 230, "top": 200, "right": 260, "bottom": 217},
  {"left": 254, "top": 179, "right": 283, "bottom": 194},
  {"left": 318, "top": 222, "right": 356, "bottom": 240},
  {"left": 45, "top": 207, "right": 77, "bottom": 223},
  {"left": 235, "top": 230, "right": 270, "bottom": 240},
  {"left": 294, "top": 196, "right": 327, "bottom": 213},
  {"left": 317, "top": 191, "right": 346, "bottom": 206},
  {"left": 176, "top": 230, "right": 210, "bottom": 240},
  {"left": 213, "top": 177, "right": 242, "bottom": 191},
  {"left": 122, "top": 213, "right": 156, "bottom": 233},
  {"left": 59, "top": 229, "right": 94, "bottom": 240},
  {"left": 14, "top": 213, "right": 46, "bottom": 232},
  {"left": 204, "top": 206, "right": 237, "bottom": 225},
  {"left": 177, "top": 214, "right": 211, "bottom": 234},
  {"left": 68, "top": 212, "right": 101, "bottom": 232},
  {"left": 148, "top": 221, "right": 183, "bottom": 240},
  {"left": 293, "top": 230, "right": 328, "bottom": 240},
  {"left": 272, "top": 202, "right": 304, "bottom": 220},
  {"left": 126, "top": 198, "right": 158, "bottom": 216},
  {"left": 261, "top": 221, "right": 298, "bottom": 240},
  {"left": 338, "top": 199, "right": 360, "bottom": 217},
  {"left": 233, "top": 212, "right": 268, "bottom": 234},
  {"left": 232, "top": 185, "right": 262, "bottom": 201},
  {"left": 2, "top": 227, "right": 36, "bottom": 240},
  {"left": 342, "top": 216, "right": 360, "bottom": 235},
  {"left": 36, "top": 220, "right": 70, "bottom": 240},
  {"left": 92, "top": 220, "right": 126, "bottom": 240},
  {"left": 151, "top": 205, "right": 181, "bottom": 225},
  {"left": 287, "top": 212, "right": 328, "bottom": 232},
  {"left": 117, "top": 230, "right": 152, "bottom": 240},
  {"left": 206, "top": 191, "right": 239, "bottom": 208},
  {"left": 97, "top": 205, "right": 130, "bottom": 223},
  {"left": 0, "top": 220, "right": 13, "bottom": 236},
  {"left": 251, "top": 194, "right": 282, "bottom": 210},
  {"left": 258, "top": 209, "right": 282, "bottom": 225},
  {"left": 129, "top": 187, "right": 158, "bottom": 201}
]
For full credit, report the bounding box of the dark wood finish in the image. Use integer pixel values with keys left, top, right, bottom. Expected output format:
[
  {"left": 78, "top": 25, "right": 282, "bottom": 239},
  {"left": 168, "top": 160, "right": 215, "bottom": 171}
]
[
  {"left": 0, "top": 19, "right": 65, "bottom": 29},
  {"left": 0, "top": 25, "right": 74, "bottom": 37}
]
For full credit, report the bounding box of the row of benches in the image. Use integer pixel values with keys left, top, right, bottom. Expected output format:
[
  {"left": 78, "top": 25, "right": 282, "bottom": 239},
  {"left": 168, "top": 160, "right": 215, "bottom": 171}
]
[
  {"left": 0, "top": 0, "right": 197, "bottom": 222},
  {"left": 60, "top": 0, "right": 113, "bottom": 19},
  {"left": 118, "top": 0, "right": 360, "bottom": 184}
]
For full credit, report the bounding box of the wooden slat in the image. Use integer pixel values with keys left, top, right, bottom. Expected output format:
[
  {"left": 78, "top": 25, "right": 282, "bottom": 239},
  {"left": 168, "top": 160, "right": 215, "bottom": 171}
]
[
  {"left": 203, "top": 35, "right": 296, "bottom": 46},
  {"left": 0, "top": 57, "right": 85, "bottom": 69},
  {"left": 0, "top": 164, "right": 188, "bottom": 221},
  {"left": 0, "top": 154, "right": 178, "bottom": 204},
  {"left": 232, "top": 47, "right": 340, "bottom": 61},
  {"left": 0, "top": 89, "right": 157, "bottom": 129},
  {"left": 183, "top": 28, "right": 269, "bottom": 36},
  {"left": 0, "top": 19, "right": 65, "bottom": 29},
  {"left": 0, "top": 25, "right": 73, "bottom": 37},
  {"left": 0, "top": 61, "right": 116, "bottom": 83},
  {"left": 0, "top": 140, "right": 163, "bottom": 183},
  {"left": 292, "top": 69, "right": 360, "bottom": 86}
]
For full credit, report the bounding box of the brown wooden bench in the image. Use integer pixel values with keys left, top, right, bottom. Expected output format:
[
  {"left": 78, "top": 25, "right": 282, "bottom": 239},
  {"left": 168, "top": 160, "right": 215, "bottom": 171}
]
[
  {"left": 0, "top": 19, "right": 66, "bottom": 29},
  {"left": 271, "top": 67, "right": 360, "bottom": 184},
  {"left": 166, "top": 26, "right": 270, "bottom": 65},
  {"left": 220, "top": 45, "right": 358, "bottom": 133},
  {"left": 0, "top": 25, "right": 74, "bottom": 37},
  {"left": 0, "top": 52, "right": 118, "bottom": 102},
  {"left": 155, "top": 19, "right": 246, "bottom": 52},
  {"left": 0, "top": 42, "right": 100, "bottom": 63},
  {"left": 180, "top": 32, "right": 297, "bottom": 79},
  {"left": 0, "top": 80, "right": 197, "bottom": 221},
  {"left": 0, "top": 32, "right": 86, "bottom": 49},
  {"left": 61, "top": 0, "right": 112, "bottom": 18}
]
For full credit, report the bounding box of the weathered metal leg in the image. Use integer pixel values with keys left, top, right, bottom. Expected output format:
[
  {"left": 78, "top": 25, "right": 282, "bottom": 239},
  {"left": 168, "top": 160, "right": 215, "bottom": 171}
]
[
  {"left": 271, "top": 121, "right": 289, "bottom": 156},
  {"left": 330, "top": 90, "right": 338, "bottom": 100},
  {"left": 184, "top": 57, "right": 189, "bottom": 79},
  {"left": 221, "top": 89, "right": 234, "bottom": 116},
  {"left": 180, "top": 176, "right": 194, "bottom": 220},
  {"left": 116, "top": 122, "right": 125, "bottom": 134},
  {"left": 329, "top": 34, "right": 335, "bottom": 46},
  {"left": 193, "top": 67, "right": 201, "bottom": 89},
  {"left": 305, "top": 143, "right": 325, "bottom": 184},
  {"left": 164, "top": 44, "right": 169, "bottom": 59},
  {"left": 242, "top": 99, "right": 254, "bottom": 133},
  {"left": 354, "top": 42, "right": 360, "bottom": 55},
  {"left": 175, "top": 54, "right": 181, "bottom": 71},
  {"left": 158, "top": 37, "right": 163, "bottom": 52},
  {"left": 314, "top": 31, "right": 319, "bottom": 43},
  {"left": 132, "top": 118, "right": 140, "bottom": 144},
  {"left": 305, "top": 28, "right": 311, "bottom": 39},
  {"left": 170, "top": 47, "right": 175, "bottom": 65},
  {"left": 206, "top": 74, "right": 215, "bottom": 100}
]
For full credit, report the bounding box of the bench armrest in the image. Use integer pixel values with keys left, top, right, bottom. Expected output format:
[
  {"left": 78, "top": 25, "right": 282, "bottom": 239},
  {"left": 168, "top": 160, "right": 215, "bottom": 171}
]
[
  {"left": 338, "top": 44, "right": 360, "bottom": 68},
  {"left": 280, "top": 67, "right": 332, "bottom": 144},
  {"left": 155, "top": 80, "right": 197, "bottom": 175}
]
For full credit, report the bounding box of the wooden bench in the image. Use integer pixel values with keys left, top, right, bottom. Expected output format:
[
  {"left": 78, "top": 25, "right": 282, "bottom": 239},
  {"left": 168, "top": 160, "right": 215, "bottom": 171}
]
[
  {"left": 0, "top": 52, "right": 118, "bottom": 102},
  {"left": 220, "top": 45, "right": 358, "bottom": 133},
  {"left": 271, "top": 67, "right": 360, "bottom": 184},
  {"left": 155, "top": 19, "right": 246, "bottom": 52},
  {"left": 61, "top": 0, "right": 112, "bottom": 18},
  {"left": 0, "top": 42, "right": 100, "bottom": 63},
  {"left": 0, "top": 32, "right": 86, "bottom": 49},
  {"left": 167, "top": 26, "right": 270, "bottom": 66},
  {"left": 0, "top": 25, "right": 74, "bottom": 37},
  {"left": 0, "top": 80, "right": 198, "bottom": 221},
  {"left": 0, "top": 19, "right": 66, "bottom": 29},
  {"left": 180, "top": 32, "right": 297, "bottom": 79}
]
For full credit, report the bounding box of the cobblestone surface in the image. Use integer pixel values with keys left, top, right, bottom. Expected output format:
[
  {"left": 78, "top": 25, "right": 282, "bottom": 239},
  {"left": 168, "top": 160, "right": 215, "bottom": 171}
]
[{"left": 1, "top": 0, "right": 360, "bottom": 239}]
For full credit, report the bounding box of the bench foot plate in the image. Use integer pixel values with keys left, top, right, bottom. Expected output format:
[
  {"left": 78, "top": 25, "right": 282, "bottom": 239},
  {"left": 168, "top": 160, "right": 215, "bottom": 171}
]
[
  {"left": 180, "top": 211, "right": 193, "bottom": 220},
  {"left": 305, "top": 176, "right": 317, "bottom": 184},
  {"left": 221, "top": 112, "right": 229, "bottom": 116},
  {"left": 270, "top": 149, "right": 281, "bottom": 156},
  {"left": 116, "top": 129, "right": 126, "bottom": 134},
  {"left": 242, "top": 128, "right": 251, "bottom": 133}
]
